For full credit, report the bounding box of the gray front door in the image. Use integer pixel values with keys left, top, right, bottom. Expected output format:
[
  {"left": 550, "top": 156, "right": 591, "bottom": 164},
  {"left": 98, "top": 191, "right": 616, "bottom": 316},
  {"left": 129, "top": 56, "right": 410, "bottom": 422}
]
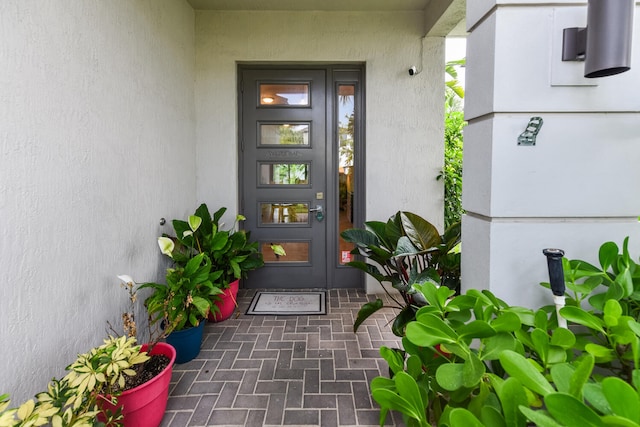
[{"left": 239, "top": 66, "right": 363, "bottom": 289}]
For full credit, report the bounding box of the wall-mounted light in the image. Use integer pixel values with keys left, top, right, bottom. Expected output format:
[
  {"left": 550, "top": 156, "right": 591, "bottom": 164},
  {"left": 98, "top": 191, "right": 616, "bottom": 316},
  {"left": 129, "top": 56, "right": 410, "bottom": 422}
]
[
  {"left": 262, "top": 96, "right": 274, "bottom": 104},
  {"left": 562, "top": 0, "right": 634, "bottom": 78}
]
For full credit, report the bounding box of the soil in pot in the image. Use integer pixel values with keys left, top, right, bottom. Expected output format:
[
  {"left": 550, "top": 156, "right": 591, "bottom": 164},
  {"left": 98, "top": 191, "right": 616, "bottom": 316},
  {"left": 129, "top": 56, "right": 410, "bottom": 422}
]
[{"left": 122, "top": 353, "right": 170, "bottom": 389}]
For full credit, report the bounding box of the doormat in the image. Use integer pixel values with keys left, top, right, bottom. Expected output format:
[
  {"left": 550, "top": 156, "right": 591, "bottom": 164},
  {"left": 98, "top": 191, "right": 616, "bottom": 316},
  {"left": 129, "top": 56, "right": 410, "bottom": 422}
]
[{"left": 246, "top": 291, "right": 326, "bottom": 316}]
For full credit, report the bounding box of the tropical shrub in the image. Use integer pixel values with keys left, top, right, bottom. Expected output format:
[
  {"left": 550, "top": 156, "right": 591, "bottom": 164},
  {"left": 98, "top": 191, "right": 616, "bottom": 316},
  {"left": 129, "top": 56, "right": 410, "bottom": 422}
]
[
  {"left": 370, "top": 237, "right": 640, "bottom": 426},
  {"left": 341, "top": 211, "right": 460, "bottom": 336},
  {"left": 557, "top": 236, "right": 640, "bottom": 318}
]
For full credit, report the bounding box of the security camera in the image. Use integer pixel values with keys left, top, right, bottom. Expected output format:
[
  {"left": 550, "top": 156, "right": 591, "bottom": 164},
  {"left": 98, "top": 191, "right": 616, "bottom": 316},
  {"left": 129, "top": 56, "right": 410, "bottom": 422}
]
[{"left": 408, "top": 66, "right": 419, "bottom": 76}]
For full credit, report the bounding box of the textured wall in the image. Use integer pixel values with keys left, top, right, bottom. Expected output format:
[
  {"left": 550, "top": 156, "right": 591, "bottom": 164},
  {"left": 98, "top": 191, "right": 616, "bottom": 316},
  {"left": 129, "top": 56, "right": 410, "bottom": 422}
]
[
  {"left": 194, "top": 10, "right": 445, "bottom": 230},
  {"left": 0, "top": 1, "right": 196, "bottom": 402},
  {"left": 462, "top": 2, "right": 640, "bottom": 308}
]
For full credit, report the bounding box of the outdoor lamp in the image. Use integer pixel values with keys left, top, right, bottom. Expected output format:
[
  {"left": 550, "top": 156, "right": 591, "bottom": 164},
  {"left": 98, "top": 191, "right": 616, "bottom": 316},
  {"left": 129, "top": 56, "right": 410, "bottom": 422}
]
[
  {"left": 562, "top": 0, "right": 635, "bottom": 78},
  {"left": 543, "top": 248, "right": 568, "bottom": 328}
]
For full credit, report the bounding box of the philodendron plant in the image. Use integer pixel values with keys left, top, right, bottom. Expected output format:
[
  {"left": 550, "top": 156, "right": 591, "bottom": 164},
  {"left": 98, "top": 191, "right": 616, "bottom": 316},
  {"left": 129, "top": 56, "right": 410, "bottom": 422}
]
[
  {"left": 371, "top": 253, "right": 640, "bottom": 427},
  {"left": 159, "top": 204, "right": 264, "bottom": 289},
  {"left": 140, "top": 252, "right": 223, "bottom": 332},
  {"left": 341, "top": 211, "right": 461, "bottom": 336}
]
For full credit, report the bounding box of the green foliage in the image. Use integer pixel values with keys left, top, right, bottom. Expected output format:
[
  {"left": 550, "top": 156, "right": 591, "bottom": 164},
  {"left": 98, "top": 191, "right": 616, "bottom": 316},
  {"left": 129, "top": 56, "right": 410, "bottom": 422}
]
[
  {"left": 277, "top": 124, "right": 306, "bottom": 145},
  {"left": 438, "top": 111, "right": 466, "bottom": 229},
  {"left": 370, "top": 242, "right": 640, "bottom": 427},
  {"left": 0, "top": 336, "right": 150, "bottom": 427},
  {"left": 445, "top": 58, "right": 465, "bottom": 113},
  {"left": 163, "top": 204, "right": 264, "bottom": 288},
  {"left": 439, "top": 58, "right": 466, "bottom": 230},
  {"left": 139, "top": 253, "right": 223, "bottom": 331},
  {"left": 341, "top": 211, "right": 461, "bottom": 336},
  {"left": 145, "top": 204, "right": 267, "bottom": 330},
  {"left": 339, "top": 112, "right": 354, "bottom": 167},
  {"left": 559, "top": 237, "right": 640, "bottom": 317}
]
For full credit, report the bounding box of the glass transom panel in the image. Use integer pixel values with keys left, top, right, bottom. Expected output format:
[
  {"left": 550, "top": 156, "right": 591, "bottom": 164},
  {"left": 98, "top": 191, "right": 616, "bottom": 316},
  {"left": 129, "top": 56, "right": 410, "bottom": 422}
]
[{"left": 259, "top": 83, "right": 309, "bottom": 106}]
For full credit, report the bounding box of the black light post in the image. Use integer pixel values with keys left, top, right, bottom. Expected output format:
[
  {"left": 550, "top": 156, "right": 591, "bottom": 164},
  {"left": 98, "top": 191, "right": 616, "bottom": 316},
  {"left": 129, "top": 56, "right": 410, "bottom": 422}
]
[{"left": 543, "top": 248, "right": 567, "bottom": 328}]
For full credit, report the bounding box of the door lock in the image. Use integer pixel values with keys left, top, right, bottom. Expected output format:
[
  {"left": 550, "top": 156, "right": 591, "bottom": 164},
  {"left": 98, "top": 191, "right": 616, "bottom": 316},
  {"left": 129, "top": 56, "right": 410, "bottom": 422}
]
[{"left": 309, "top": 205, "right": 324, "bottom": 222}]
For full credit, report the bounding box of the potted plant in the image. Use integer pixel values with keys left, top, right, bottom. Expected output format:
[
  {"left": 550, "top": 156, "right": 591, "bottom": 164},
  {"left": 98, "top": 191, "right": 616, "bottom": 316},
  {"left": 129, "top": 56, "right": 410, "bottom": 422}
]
[
  {"left": 139, "top": 251, "right": 222, "bottom": 363},
  {"left": 341, "top": 211, "right": 461, "bottom": 336},
  {"left": 1, "top": 273, "right": 179, "bottom": 427},
  {"left": 0, "top": 335, "right": 175, "bottom": 427},
  {"left": 159, "top": 203, "right": 264, "bottom": 322}
]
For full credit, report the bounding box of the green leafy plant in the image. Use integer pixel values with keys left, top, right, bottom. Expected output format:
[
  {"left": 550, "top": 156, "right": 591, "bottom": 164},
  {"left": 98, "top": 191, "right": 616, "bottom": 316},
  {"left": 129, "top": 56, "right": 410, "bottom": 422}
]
[
  {"left": 140, "top": 252, "right": 222, "bottom": 332},
  {"left": 159, "top": 204, "right": 264, "bottom": 289},
  {"left": 446, "top": 350, "right": 640, "bottom": 427},
  {"left": 341, "top": 211, "right": 461, "bottom": 336},
  {"left": 372, "top": 282, "right": 545, "bottom": 425},
  {"left": 445, "top": 58, "right": 465, "bottom": 114},
  {"left": 559, "top": 276, "right": 640, "bottom": 384},
  {"left": 369, "top": 239, "right": 640, "bottom": 426},
  {"left": 438, "top": 58, "right": 466, "bottom": 229},
  {"left": 557, "top": 237, "right": 640, "bottom": 317},
  {"left": 0, "top": 336, "right": 150, "bottom": 427},
  {"left": 437, "top": 110, "right": 466, "bottom": 229}
]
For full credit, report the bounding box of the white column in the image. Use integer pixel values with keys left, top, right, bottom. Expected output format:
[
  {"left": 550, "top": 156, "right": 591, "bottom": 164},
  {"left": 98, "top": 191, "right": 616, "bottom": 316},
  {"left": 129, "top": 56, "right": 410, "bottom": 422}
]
[{"left": 462, "top": 1, "right": 640, "bottom": 308}]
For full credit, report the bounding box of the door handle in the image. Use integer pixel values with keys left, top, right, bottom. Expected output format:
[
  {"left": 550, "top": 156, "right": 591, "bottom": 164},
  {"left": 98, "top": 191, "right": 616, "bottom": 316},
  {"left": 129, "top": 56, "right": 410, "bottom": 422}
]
[{"left": 309, "top": 205, "right": 324, "bottom": 221}]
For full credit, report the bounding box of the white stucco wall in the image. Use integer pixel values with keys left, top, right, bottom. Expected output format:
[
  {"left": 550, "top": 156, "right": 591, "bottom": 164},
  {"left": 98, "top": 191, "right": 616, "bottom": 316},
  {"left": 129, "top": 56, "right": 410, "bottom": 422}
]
[
  {"left": 462, "top": 2, "right": 640, "bottom": 308},
  {"left": 194, "top": 10, "right": 445, "bottom": 228},
  {"left": 0, "top": 1, "right": 196, "bottom": 402}
]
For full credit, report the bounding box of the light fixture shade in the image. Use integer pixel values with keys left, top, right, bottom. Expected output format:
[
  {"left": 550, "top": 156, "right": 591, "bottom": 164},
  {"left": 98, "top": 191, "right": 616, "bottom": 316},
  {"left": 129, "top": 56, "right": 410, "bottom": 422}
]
[{"left": 585, "top": 0, "right": 635, "bottom": 78}]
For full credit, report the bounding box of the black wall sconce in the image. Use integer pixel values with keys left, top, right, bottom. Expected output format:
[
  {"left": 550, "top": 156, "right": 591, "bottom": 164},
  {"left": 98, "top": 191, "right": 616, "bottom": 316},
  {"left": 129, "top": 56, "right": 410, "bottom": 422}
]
[{"left": 562, "top": 0, "right": 635, "bottom": 78}]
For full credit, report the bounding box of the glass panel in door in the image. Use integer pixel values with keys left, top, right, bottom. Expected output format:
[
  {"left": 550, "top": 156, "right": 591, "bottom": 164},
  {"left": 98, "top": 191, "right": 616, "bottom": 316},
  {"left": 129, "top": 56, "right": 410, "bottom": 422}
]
[
  {"left": 259, "top": 123, "right": 310, "bottom": 146},
  {"left": 337, "top": 84, "right": 356, "bottom": 265},
  {"left": 332, "top": 69, "right": 364, "bottom": 288}
]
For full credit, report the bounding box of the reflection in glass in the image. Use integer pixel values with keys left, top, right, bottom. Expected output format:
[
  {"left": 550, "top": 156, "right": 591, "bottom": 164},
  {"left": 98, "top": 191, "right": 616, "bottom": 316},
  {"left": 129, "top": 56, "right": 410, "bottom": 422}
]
[
  {"left": 259, "top": 163, "right": 309, "bottom": 186},
  {"left": 262, "top": 242, "right": 309, "bottom": 262},
  {"left": 260, "top": 124, "right": 310, "bottom": 146},
  {"left": 337, "top": 85, "right": 356, "bottom": 265},
  {"left": 260, "top": 203, "right": 309, "bottom": 224},
  {"left": 260, "top": 83, "right": 309, "bottom": 106}
]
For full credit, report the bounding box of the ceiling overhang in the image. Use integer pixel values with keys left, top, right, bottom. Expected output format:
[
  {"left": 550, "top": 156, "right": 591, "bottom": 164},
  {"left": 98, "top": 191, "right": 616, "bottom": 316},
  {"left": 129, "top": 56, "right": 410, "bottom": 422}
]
[
  {"left": 187, "top": 0, "right": 431, "bottom": 11},
  {"left": 186, "top": 0, "right": 466, "bottom": 36}
]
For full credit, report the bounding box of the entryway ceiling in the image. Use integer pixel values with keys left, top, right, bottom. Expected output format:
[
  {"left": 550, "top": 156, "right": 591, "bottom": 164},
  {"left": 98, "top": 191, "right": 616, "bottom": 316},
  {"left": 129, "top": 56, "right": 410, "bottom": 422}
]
[
  {"left": 186, "top": 0, "right": 431, "bottom": 11},
  {"left": 186, "top": 0, "right": 467, "bottom": 36}
]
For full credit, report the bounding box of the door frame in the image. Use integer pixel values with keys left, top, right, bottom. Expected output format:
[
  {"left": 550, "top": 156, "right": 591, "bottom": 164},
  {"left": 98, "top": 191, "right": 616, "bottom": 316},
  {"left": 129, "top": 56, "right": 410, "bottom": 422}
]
[{"left": 237, "top": 63, "right": 366, "bottom": 289}]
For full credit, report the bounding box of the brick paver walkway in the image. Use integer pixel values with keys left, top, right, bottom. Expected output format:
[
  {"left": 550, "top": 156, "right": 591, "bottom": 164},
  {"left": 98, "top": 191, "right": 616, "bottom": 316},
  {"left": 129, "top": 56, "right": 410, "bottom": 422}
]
[{"left": 161, "top": 289, "right": 405, "bottom": 427}]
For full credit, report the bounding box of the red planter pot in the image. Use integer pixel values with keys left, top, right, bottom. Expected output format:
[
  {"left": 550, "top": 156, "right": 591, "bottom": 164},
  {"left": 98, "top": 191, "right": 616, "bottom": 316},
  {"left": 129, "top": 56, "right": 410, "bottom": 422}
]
[
  {"left": 209, "top": 279, "right": 239, "bottom": 322},
  {"left": 100, "top": 342, "right": 176, "bottom": 427}
]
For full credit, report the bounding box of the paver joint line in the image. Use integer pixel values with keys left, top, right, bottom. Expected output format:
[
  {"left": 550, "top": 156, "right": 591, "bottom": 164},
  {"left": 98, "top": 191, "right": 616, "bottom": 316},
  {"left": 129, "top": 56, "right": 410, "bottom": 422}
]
[{"left": 163, "top": 289, "right": 404, "bottom": 427}]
